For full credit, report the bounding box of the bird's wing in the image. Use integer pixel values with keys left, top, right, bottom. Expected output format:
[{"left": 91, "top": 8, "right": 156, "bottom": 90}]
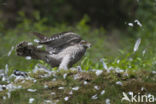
[
  {"left": 32, "top": 32, "right": 82, "bottom": 54},
  {"left": 39, "top": 32, "right": 82, "bottom": 48}
]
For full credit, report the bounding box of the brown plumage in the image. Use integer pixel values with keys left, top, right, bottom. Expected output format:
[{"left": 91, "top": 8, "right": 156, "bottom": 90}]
[{"left": 16, "top": 32, "right": 91, "bottom": 70}]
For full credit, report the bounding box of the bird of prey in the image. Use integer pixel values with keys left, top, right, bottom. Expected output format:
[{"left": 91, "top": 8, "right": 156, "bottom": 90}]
[{"left": 16, "top": 32, "right": 91, "bottom": 70}]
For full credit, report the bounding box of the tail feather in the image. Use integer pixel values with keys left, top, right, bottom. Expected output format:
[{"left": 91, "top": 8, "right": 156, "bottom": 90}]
[
  {"left": 16, "top": 41, "right": 61, "bottom": 67},
  {"left": 16, "top": 41, "right": 48, "bottom": 60}
]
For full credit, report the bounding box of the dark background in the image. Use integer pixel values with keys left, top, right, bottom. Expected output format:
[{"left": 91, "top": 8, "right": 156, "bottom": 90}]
[{"left": 0, "top": 0, "right": 139, "bottom": 29}]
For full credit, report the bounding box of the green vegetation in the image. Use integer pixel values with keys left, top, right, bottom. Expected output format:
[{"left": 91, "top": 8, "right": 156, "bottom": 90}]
[{"left": 0, "top": 14, "right": 155, "bottom": 71}]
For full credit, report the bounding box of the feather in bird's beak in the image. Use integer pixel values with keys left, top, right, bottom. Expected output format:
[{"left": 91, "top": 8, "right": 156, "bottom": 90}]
[
  {"left": 80, "top": 40, "right": 91, "bottom": 48},
  {"left": 85, "top": 42, "right": 91, "bottom": 48}
]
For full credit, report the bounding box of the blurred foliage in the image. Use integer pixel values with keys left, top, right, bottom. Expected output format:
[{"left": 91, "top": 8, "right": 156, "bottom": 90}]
[{"left": 0, "top": 0, "right": 138, "bottom": 29}]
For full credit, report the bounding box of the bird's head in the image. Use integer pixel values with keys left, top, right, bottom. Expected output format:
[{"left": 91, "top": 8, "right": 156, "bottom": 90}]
[{"left": 80, "top": 40, "right": 91, "bottom": 48}]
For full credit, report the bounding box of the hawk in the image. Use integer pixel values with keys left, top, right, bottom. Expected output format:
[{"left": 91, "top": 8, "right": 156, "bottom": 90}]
[{"left": 16, "top": 32, "right": 91, "bottom": 70}]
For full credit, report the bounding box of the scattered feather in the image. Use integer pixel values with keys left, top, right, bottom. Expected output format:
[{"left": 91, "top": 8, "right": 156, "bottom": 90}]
[
  {"left": 14, "top": 76, "right": 25, "bottom": 82},
  {"left": 29, "top": 98, "right": 35, "bottom": 103},
  {"left": 2, "top": 76, "right": 7, "bottom": 82},
  {"left": 128, "top": 91, "right": 133, "bottom": 95},
  {"left": 3, "top": 96, "right": 6, "bottom": 100},
  {"left": 44, "top": 84, "right": 48, "bottom": 88},
  {"left": 133, "top": 38, "right": 141, "bottom": 52},
  {"left": 6, "top": 83, "right": 22, "bottom": 92},
  {"left": 100, "top": 59, "right": 108, "bottom": 70},
  {"left": 0, "top": 86, "right": 3, "bottom": 91},
  {"left": 94, "top": 85, "right": 100, "bottom": 90},
  {"left": 52, "top": 78, "right": 56, "bottom": 81},
  {"left": 7, "top": 92, "right": 11, "bottom": 99},
  {"left": 58, "top": 87, "right": 64, "bottom": 90},
  {"left": 37, "top": 45, "right": 43, "bottom": 48},
  {"left": 25, "top": 56, "right": 32, "bottom": 60},
  {"left": 91, "top": 94, "right": 98, "bottom": 100},
  {"left": 5, "top": 64, "right": 9, "bottom": 75},
  {"left": 28, "top": 42, "right": 33, "bottom": 46},
  {"left": 115, "top": 68, "right": 124, "bottom": 73},
  {"left": 64, "top": 97, "right": 69, "bottom": 101},
  {"left": 128, "top": 23, "right": 133, "bottom": 27},
  {"left": 72, "top": 86, "right": 79, "bottom": 91},
  {"left": 34, "top": 39, "right": 40, "bottom": 43},
  {"left": 44, "top": 100, "right": 52, "bottom": 103},
  {"left": 51, "top": 92, "right": 56, "bottom": 95},
  {"left": 77, "top": 66, "right": 82, "bottom": 71},
  {"left": 8, "top": 46, "right": 14, "bottom": 56},
  {"left": 95, "top": 70, "right": 103, "bottom": 76},
  {"left": 134, "top": 19, "right": 142, "bottom": 27},
  {"left": 142, "top": 49, "right": 146, "bottom": 56},
  {"left": 105, "top": 98, "right": 110, "bottom": 104},
  {"left": 141, "top": 87, "right": 145, "bottom": 91},
  {"left": 123, "top": 70, "right": 129, "bottom": 77},
  {"left": 83, "top": 81, "right": 88, "bottom": 85},
  {"left": 33, "top": 80, "right": 37, "bottom": 83},
  {"left": 101, "top": 90, "right": 105, "bottom": 95},
  {"left": 27, "top": 89, "right": 37, "bottom": 92},
  {"left": 73, "top": 74, "right": 80, "bottom": 80},
  {"left": 69, "top": 91, "right": 73, "bottom": 95},
  {"left": 148, "top": 93, "right": 152, "bottom": 98},
  {"left": 63, "top": 73, "right": 67, "bottom": 79},
  {"left": 116, "top": 81, "right": 123, "bottom": 86},
  {"left": 152, "top": 71, "right": 156, "bottom": 74},
  {"left": 117, "top": 60, "right": 120, "bottom": 64}
]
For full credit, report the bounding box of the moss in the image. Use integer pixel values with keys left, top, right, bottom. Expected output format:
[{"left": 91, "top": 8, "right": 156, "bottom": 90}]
[{"left": 0, "top": 69, "right": 155, "bottom": 104}]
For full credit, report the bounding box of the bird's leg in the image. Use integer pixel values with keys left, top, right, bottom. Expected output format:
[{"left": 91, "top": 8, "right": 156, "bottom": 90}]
[{"left": 59, "top": 54, "right": 71, "bottom": 70}]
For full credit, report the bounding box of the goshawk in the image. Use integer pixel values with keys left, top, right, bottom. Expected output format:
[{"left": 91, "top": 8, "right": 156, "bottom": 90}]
[{"left": 16, "top": 32, "right": 91, "bottom": 70}]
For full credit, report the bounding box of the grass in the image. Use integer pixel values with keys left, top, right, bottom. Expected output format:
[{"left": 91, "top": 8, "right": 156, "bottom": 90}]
[
  {"left": 0, "top": 14, "right": 156, "bottom": 71},
  {"left": 0, "top": 68, "right": 155, "bottom": 104}
]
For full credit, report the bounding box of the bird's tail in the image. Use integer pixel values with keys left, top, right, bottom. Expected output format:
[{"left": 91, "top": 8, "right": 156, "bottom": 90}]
[{"left": 16, "top": 41, "right": 48, "bottom": 60}]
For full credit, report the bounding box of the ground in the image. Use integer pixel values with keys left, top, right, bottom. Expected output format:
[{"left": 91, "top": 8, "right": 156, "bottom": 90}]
[{"left": 0, "top": 66, "right": 156, "bottom": 104}]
